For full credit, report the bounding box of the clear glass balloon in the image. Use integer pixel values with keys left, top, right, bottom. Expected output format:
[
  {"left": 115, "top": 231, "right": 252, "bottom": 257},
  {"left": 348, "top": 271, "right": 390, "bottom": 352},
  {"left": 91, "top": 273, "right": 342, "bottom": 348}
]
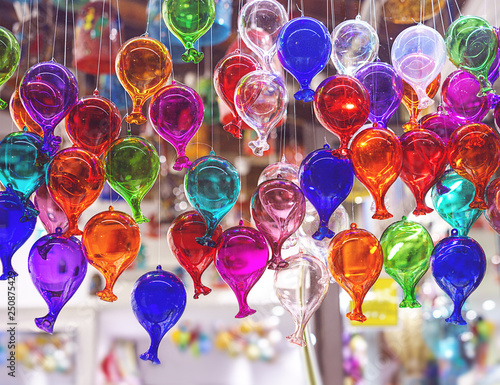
[
  {"left": 258, "top": 156, "right": 299, "bottom": 185},
  {"left": 331, "top": 16, "right": 379, "bottom": 76},
  {"left": 274, "top": 252, "right": 330, "bottom": 347},
  {"left": 391, "top": 24, "right": 446, "bottom": 110}
]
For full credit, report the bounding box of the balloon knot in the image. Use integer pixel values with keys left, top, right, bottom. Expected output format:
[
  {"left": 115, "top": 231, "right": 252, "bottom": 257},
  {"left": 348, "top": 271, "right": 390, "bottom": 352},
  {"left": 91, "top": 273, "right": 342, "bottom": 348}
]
[
  {"left": 294, "top": 88, "right": 315, "bottom": 102},
  {"left": 223, "top": 121, "right": 243, "bottom": 139},
  {"left": 181, "top": 48, "right": 204, "bottom": 64},
  {"left": 173, "top": 155, "right": 191, "bottom": 171}
]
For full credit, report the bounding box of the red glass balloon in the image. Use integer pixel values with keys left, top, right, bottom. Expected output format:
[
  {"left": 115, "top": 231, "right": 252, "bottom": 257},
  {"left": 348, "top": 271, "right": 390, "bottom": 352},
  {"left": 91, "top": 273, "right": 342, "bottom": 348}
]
[
  {"left": 46, "top": 148, "right": 106, "bottom": 236},
  {"left": 328, "top": 223, "right": 383, "bottom": 322},
  {"left": 400, "top": 128, "right": 447, "bottom": 215},
  {"left": 313, "top": 75, "right": 370, "bottom": 149},
  {"left": 167, "top": 211, "right": 222, "bottom": 299},
  {"left": 448, "top": 123, "right": 500, "bottom": 209},
  {"left": 66, "top": 94, "right": 122, "bottom": 156},
  {"left": 350, "top": 127, "right": 403, "bottom": 219}
]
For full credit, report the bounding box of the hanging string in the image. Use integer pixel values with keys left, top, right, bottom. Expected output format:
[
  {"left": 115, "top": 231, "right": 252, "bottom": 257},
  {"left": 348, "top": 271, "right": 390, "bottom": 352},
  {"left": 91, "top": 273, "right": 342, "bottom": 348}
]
[
  {"left": 210, "top": 27, "right": 214, "bottom": 150},
  {"left": 63, "top": 0, "right": 68, "bottom": 66},
  {"left": 71, "top": 0, "right": 78, "bottom": 79},
  {"left": 36, "top": 0, "right": 39, "bottom": 62},
  {"left": 11, "top": 0, "right": 28, "bottom": 132},
  {"left": 431, "top": 0, "right": 436, "bottom": 31},
  {"left": 358, "top": 0, "right": 362, "bottom": 16},
  {"left": 115, "top": 0, "right": 131, "bottom": 134},
  {"left": 453, "top": 0, "right": 462, "bottom": 16},
  {"left": 436, "top": 0, "right": 446, "bottom": 35},
  {"left": 94, "top": 0, "right": 108, "bottom": 93},
  {"left": 145, "top": 0, "right": 153, "bottom": 35},
  {"left": 51, "top": 0, "right": 60, "bottom": 60},
  {"left": 371, "top": 0, "right": 377, "bottom": 33},
  {"left": 331, "top": 0, "right": 335, "bottom": 28},
  {"left": 381, "top": 0, "right": 391, "bottom": 58},
  {"left": 27, "top": 0, "right": 33, "bottom": 68},
  {"left": 445, "top": 0, "right": 453, "bottom": 24}
]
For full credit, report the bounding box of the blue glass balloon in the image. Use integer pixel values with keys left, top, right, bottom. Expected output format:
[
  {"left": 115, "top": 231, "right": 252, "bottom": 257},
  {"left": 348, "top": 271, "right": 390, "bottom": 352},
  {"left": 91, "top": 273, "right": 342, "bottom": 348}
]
[
  {"left": 355, "top": 61, "right": 403, "bottom": 128},
  {"left": 185, "top": 151, "right": 240, "bottom": 247},
  {"left": 131, "top": 265, "right": 187, "bottom": 364},
  {"left": 277, "top": 17, "right": 332, "bottom": 102},
  {"left": 430, "top": 170, "right": 482, "bottom": 236},
  {"left": 299, "top": 144, "right": 354, "bottom": 240},
  {"left": 0, "top": 190, "right": 36, "bottom": 280},
  {"left": 0, "top": 131, "right": 49, "bottom": 218},
  {"left": 431, "top": 229, "right": 486, "bottom": 325}
]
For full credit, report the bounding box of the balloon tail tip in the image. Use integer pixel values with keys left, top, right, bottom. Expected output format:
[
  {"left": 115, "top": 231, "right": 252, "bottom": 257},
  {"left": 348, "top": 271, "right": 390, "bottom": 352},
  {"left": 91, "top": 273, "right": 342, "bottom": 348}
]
[
  {"left": 193, "top": 284, "right": 212, "bottom": 299},
  {"left": 347, "top": 311, "right": 367, "bottom": 323},
  {"left": 223, "top": 122, "right": 243, "bottom": 139},
  {"left": 0, "top": 99, "right": 7, "bottom": 110},
  {"left": 97, "top": 289, "right": 118, "bottom": 302},
  {"left": 399, "top": 298, "right": 421, "bottom": 308},
  {"left": 235, "top": 307, "right": 256, "bottom": 318},
  {"left": 372, "top": 209, "right": 393, "bottom": 220},
  {"left": 35, "top": 315, "right": 56, "bottom": 334},
  {"left": 173, "top": 156, "right": 191, "bottom": 171},
  {"left": 286, "top": 334, "right": 307, "bottom": 347},
  {"left": 195, "top": 236, "right": 216, "bottom": 248},
  {"left": 446, "top": 314, "right": 467, "bottom": 325},
  {"left": 0, "top": 271, "right": 17, "bottom": 281},
  {"left": 413, "top": 204, "right": 433, "bottom": 216},
  {"left": 133, "top": 213, "right": 150, "bottom": 224},
  {"left": 125, "top": 113, "right": 147, "bottom": 125},
  {"left": 267, "top": 257, "right": 289, "bottom": 270},
  {"left": 140, "top": 352, "right": 161, "bottom": 365},
  {"left": 312, "top": 226, "right": 334, "bottom": 240},
  {"left": 469, "top": 199, "right": 487, "bottom": 210},
  {"left": 181, "top": 48, "right": 204, "bottom": 64},
  {"left": 249, "top": 140, "right": 269, "bottom": 157},
  {"left": 294, "top": 88, "right": 315, "bottom": 102}
]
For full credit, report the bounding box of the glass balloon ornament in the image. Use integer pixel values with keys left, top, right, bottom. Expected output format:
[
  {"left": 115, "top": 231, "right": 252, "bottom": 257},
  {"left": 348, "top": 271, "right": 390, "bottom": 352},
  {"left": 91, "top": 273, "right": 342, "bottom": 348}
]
[
  {"left": 234, "top": 70, "right": 288, "bottom": 156},
  {"left": 431, "top": 229, "right": 486, "bottom": 325},
  {"left": 399, "top": 128, "right": 447, "bottom": 215},
  {"left": 251, "top": 179, "right": 306, "bottom": 269},
  {"left": 162, "top": 0, "right": 215, "bottom": 63},
  {"left": 258, "top": 155, "right": 299, "bottom": 185},
  {"left": 149, "top": 82, "right": 203, "bottom": 170},
  {"left": 277, "top": 17, "right": 331, "bottom": 102},
  {"left": 486, "top": 178, "right": 500, "bottom": 234},
  {"left": 215, "top": 221, "right": 269, "bottom": 317},
  {"left": 19, "top": 61, "right": 79, "bottom": 156},
  {"left": 28, "top": 229, "right": 88, "bottom": 333},
  {"left": 401, "top": 75, "right": 440, "bottom": 131},
  {"left": 104, "top": 136, "right": 160, "bottom": 224},
  {"left": 115, "top": 36, "right": 172, "bottom": 125},
  {"left": 214, "top": 52, "right": 261, "bottom": 138},
  {"left": 488, "top": 32, "right": 500, "bottom": 85},
  {"left": 274, "top": 252, "right": 330, "bottom": 347},
  {"left": 0, "top": 190, "right": 36, "bottom": 280},
  {"left": 431, "top": 170, "right": 482, "bottom": 236},
  {"left": 46, "top": 148, "right": 106, "bottom": 236},
  {"left": 83, "top": 207, "right": 141, "bottom": 302},
  {"left": 350, "top": 126, "right": 403, "bottom": 219},
  {"left": 0, "top": 27, "right": 20, "bottom": 109},
  {"left": 380, "top": 217, "right": 433, "bottom": 308},
  {"left": 447, "top": 123, "right": 500, "bottom": 210},
  {"left": 9, "top": 89, "right": 43, "bottom": 137},
  {"left": 299, "top": 144, "right": 354, "bottom": 240},
  {"left": 237, "top": 0, "right": 288, "bottom": 71},
  {"left": 355, "top": 61, "right": 403, "bottom": 128},
  {"left": 66, "top": 95, "right": 122, "bottom": 157},
  {"left": 391, "top": 24, "right": 446, "bottom": 109},
  {"left": 313, "top": 75, "right": 370, "bottom": 150},
  {"left": 420, "top": 109, "right": 459, "bottom": 145},
  {"left": 34, "top": 184, "right": 68, "bottom": 234},
  {"left": 445, "top": 15, "right": 498, "bottom": 95},
  {"left": 328, "top": 223, "right": 383, "bottom": 322},
  {"left": 185, "top": 152, "right": 240, "bottom": 247},
  {"left": 131, "top": 266, "right": 186, "bottom": 364},
  {"left": 168, "top": 211, "right": 223, "bottom": 298},
  {"left": 330, "top": 16, "right": 379, "bottom": 76}
]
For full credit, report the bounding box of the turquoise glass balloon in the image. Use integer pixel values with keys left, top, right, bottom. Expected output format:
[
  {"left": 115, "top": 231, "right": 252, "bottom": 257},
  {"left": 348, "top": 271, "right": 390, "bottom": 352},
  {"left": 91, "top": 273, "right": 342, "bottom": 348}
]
[
  {"left": 430, "top": 170, "right": 481, "bottom": 236},
  {"left": 185, "top": 152, "right": 240, "bottom": 247},
  {"left": 380, "top": 217, "right": 433, "bottom": 308}
]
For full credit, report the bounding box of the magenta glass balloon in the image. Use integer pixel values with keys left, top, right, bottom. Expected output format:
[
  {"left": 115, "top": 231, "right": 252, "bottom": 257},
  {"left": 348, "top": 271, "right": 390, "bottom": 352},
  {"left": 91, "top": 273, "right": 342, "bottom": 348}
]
[
  {"left": 420, "top": 109, "right": 460, "bottom": 145},
  {"left": 149, "top": 82, "right": 204, "bottom": 171},
  {"left": 215, "top": 221, "right": 269, "bottom": 318},
  {"left": 441, "top": 70, "right": 489, "bottom": 125},
  {"left": 19, "top": 61, "right": 79, "bottom": 156},
  {"left": 251, "top": 179, "right": 306, "bottom": 270},
  {"left": 34, "top": 184, "right": 69, "bottom": 234},
  {"left": 495, "top": 102, "right": 500, "bottom": 133},
  {"left": 486, "top": 178, "right": 500, "bottom": 234}
]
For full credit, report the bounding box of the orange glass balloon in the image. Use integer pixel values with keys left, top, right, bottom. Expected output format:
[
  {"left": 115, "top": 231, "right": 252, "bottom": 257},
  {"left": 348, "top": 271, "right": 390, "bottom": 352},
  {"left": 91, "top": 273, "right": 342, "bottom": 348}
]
[
  {"left": 9, "top": 89, "right": 43, "bottom": 137},
  {"left": 82, "top": 206, "right": 141, "bottom": 302},
  {"left": 448, "top": 123, "right": 500, "bottom": 210},
  {"left": 402, "top": 74, "right": 440, "bottom": 131},
  {"left": 328, "top": 223, "right": 383, "bottom": 322},
  {"left": 46, "top": 148, "right": 106, "bottom": 236},
  {"left": 350, "top": 126, "right": 403, "bottom": 219},
  {"left": 115, "top": 36, "right": 172, "bottom": 125}
]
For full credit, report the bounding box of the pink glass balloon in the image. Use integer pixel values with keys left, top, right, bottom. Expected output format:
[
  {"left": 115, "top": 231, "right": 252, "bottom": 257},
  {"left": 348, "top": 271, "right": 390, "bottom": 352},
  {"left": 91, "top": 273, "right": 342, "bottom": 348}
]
[
  {"left": 34, "top": 184, "right": 69, "bottom": 234},
  {"left": 149, "top": 82, "right": 204, "bottom": 170},
  {"left": 486, "top": 178, "right": 500, "bottom": 234},
  {"left": 495, "top": 102, "right": 500, "bottom": 133},
  {"left": 251, "top": 179, "right": 306, "bottom": 270},
  {"left": 215, "top": 221, "right": 269, "bottom": 318},
  {"left": 274, "top": 252, "right": 329, "bottom": 347}
]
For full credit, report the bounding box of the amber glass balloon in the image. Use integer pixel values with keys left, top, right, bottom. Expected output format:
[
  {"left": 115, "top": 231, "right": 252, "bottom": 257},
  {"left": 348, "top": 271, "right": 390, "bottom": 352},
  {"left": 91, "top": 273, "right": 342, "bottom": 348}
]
[
  {"left": 83, "top": 206, "right": 141, "bottom": 302},
  {"left": 115, "top": 36, "right": 172, "bottom": 125},
  {"left": 328, "top": 223, "right": 383, "bottom": 322},
  {"left": 402, "top": 75, "right": 440, "bottom": 131},
  {"left": 350, "top": 126, "right": 403, "bottom": 219},
  {"left": 46, "top": 148, "right": 106, "bottom": 236},
  {"left": 448, "top": 123, "right": 500, "bottom": 210},
  {"left": 9, "top": 89, "right": 43, "bottom": 137}
]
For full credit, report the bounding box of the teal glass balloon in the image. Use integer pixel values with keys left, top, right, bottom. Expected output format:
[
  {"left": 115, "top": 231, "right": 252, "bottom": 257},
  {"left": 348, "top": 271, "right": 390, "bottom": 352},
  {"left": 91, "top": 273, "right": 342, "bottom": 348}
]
[
  {"left": 445, "top": 15, "right": 499, "bottom": 95},
  {"left": 430, "top": 170, "right": 482, "bottom": 236},
  {"left": 0, "top": 131, "right": 49, "bottom": 218},
  {"left": 185, "top": 151, "right": 240, "bottom": 247},
  {"left": 104, "top": 136, "right": 160, "bottom": 224},
  {"left": 380, "top": 217, "right": 434, "bottom": 308},
  {"left": 0, "top": 27, "right": 20, "bottom": 109}
]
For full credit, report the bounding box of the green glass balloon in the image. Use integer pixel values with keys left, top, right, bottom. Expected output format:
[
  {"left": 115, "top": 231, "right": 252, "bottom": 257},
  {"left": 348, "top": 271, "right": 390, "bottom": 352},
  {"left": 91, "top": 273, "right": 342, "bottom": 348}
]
[
  {"left": 162, "top": 0, "right": 215, "bottom": 63},
  {"left": 445, "top": 15, "right": 498, "bottom": 95},
  {"left": 430, "top": 170, "right": 481, "bottom": 236},
  {"left": 104, "top": 136, "right": 160, "bottom": 224},
  {"left": 380, "top": 217, "right": 433, "bottom": 308},
  {"left": 0, "top": 27, "right": 21, "bottom": 109}
]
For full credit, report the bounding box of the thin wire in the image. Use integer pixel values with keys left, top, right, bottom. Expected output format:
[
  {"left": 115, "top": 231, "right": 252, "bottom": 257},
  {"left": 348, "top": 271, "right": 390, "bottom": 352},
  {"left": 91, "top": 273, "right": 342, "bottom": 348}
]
[
  {"left": 11, "top": 0, "right": 27, "bottom": 132},
  {"left": 382, "top": 0, "right": 391, "bottom": 58},
  {"left": 158, "top": 137, "right": 161, "bottom": 266},
  {"left": 431, "top": 0, "right": 436, "bottom": 30},
  {"left": 63, "top": 0, "right": 68, "bottom": 66},
  {"left": 210, "top": 27, "right": 214, "bottom": 150},
  {"left": 51, "top": 0, "right": 60, "bottom": 60},
  {"left": 36, "top": 0, "right": 39, "bottom": 61},
  {"left": 358, "top": 0, "right": 362, "bottom": 16},
  {"left": 437, "top": 0, "right": 446, "bottom": 35},
  {"left": 71, "top": 0, "right": 78, "bottom": 79},
  {"left": 27, "top": 0, "right": 33, "bottom": 68},
  {"left": 94, "top": 0, "right": 107, "bottom": 93},
  {"left": 145, "top": 0, "right": 153, "bottom": 35},
  {"left": 453, "top": 0, "right": 462, "bottom": 16},
  {"left": 115, "top": 0, "right": 131, "bottom": 134}
]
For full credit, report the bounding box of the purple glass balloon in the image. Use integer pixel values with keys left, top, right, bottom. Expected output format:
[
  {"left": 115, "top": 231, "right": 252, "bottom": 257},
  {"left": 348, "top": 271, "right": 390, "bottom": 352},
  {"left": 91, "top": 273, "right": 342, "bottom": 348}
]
[
  {"left": 355, "top": 61, "right": 403, "bottom": 128},
  {"left": 34, "top": 184, "right": 69, "bottom": 234},
  {"left": 215, "top": 221, "right": 269, "bottom": 318},
  {"left": 420, "top": 109, "right": 460, "bottom": 145},
  {"left": 488, "top": 27, "right": 500, "bottom": 85},
  {"left": 495, "top": 102, "right": 500, "bottom": 133},
  {"left": 28, "top": 229, "right": 87, "bottom": 333},
  {"left": 149, "top": 82, "right": 204, "bottom": 171},
  {"left": 19, "top": 61, "right": 79, "bottom": 156},
  {"left": 441, "top": 70, "right": 489, "bottom": 125}
]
